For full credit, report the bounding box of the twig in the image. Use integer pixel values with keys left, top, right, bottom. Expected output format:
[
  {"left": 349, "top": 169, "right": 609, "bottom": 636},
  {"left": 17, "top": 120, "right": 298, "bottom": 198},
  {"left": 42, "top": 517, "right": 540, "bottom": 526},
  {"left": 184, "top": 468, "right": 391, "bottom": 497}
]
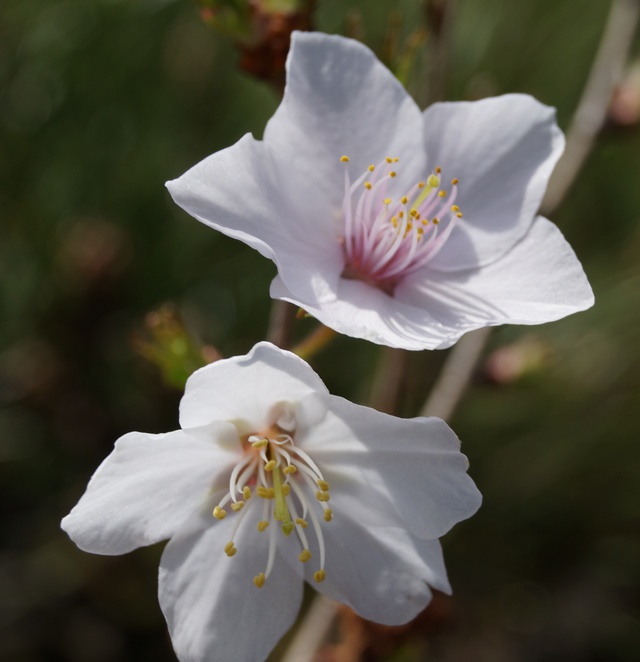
[
  {"left": 542, "top": 0, "right": 640, "bottom": 215},
  {"left": 266, "top": 300, "right": 296, "bottom": 348}
]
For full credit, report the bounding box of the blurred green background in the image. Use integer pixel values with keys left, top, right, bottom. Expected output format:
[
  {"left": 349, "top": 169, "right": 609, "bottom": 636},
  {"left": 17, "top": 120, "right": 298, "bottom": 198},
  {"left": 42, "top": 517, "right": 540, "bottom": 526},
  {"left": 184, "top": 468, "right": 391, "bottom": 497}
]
[{"left": 1, "top": 0, "right": 639, "bottom": 660}]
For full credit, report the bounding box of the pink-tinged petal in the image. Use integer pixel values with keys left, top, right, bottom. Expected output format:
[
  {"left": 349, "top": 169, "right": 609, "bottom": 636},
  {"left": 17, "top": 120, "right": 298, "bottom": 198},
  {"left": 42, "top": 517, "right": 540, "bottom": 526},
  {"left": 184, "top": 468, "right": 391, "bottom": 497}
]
[
  {"left": 61, "top": 426, "right": 239, "bottom": 555},
  {"left": 301, "top": 398, "right": 482, "bottom": 541},
  {"left": 304, "top": 520, "right": 450, "bottom": 625},
  {"left": 159, "top": 507, "right": 303, "bottom": 662},
  {"left": 180, "top": 342, "right": 329, "bottom": 431},
  {"left": 398, "top": 216, "right": 594, "bottom": 347},
  {"left": 166, "top": 134, "right": 343, "bottom": 305},
  {"left": 265, "top": 32, "right": 425, "bottom": 220},
  {"left": 422, "top": 94, "right": 564, "bottom": 271},
  {"left": 271, "top": 275, "right": 454, "bottom": 350}
]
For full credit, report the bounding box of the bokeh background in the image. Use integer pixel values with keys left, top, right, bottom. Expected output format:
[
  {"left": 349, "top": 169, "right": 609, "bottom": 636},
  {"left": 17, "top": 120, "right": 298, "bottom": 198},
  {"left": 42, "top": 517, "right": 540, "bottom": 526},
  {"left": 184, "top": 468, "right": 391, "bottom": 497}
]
[{"left": 1, "top": 0, "right": 639, "bottom": 660}]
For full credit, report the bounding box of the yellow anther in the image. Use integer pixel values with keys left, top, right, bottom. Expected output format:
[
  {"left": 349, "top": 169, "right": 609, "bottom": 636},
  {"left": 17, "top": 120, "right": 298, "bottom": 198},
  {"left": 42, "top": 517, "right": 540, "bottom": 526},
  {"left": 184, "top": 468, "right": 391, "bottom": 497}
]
[
  {"left": 257, "top": 486, "right": 275, "bottom": 499},
  {"left": 253, "top": 573, "right": 266, "bottom": 588},
  {"left": 433, "top": 217, "right": 440, "bottom": 225},
  {"left": 399, "top": 211, "right": 404, "bottom": 218},
  {"left": 456, "top": 212, "right": 463, "bottom": 218},
  {"left": 391, "top": 217, "right": 398, "bottom": 228},
  {"left": 393, "top": 157, "right": 399, "bottom": 162},
  {"left": 383, "top": 197, "right": 391, "bottom": 205},
  {"left": 418, "top": 181, "right": 425, "bottom": 189},
  {"left": 317, "top": 479, "right": 330, "bottom": 491},
  {"left": 281, "top": 522, "right": 294, "bottom": 536},
  {"left": 251, "top": 438, "right": 268, "bottom": 448},
  {"left": 323, "top": 509, "right": 333, "bottom": 522},
  {"left": 451, "top": 178, "right": 459, "bottom": 185},
  {"left": 406, "top": 222, "right": 413, "bottom": 231},
  {"left": 295, "top": 517, "right": 308, "bottom": 528},
  {"left": 299, "top": 549, "right": 312, "bottom": 563},
  {"left": 340, "top": 155, "right": 350, "bottom": 163},
  {"left": 243, "top": 486, "right": 251, "bottom": 500},
  {"left": 224, "top": 541, "right": 237, "bottom": 557},
  {"left": 389, "top": 171, "right": 397, "bottom": 178},
  {"left": 386, "top": 156, "right": 393, "bottom": 163},
  {"left": 368, "top": 164, "right": 375, "bottom": 172},
  {"left": 213, "top": 506, "right": 227, "bottom": 520},
  {"left": 401, "top": 196, "right": 408, "bottom": 205},
  {"left": 282, "top": 484, "right": 291, "bottom": 496},
  {"left": 427, "top": 174, "right": 440, "bottom": 188},
  {"left": 410, "top": 209, "right": 418, "bottom": 218},
  {"left": 257, "top": 520, "right": 270, "bottom": 532},
  {"left": 435, "top": 166, "right": 442, "bottom": 174},
  {"left": 314, "top": 569, "right": 326, "bottom": 583},
  {"left": 451, "top": 205, "right": 460, "bottom": 212},
  {"left": 438, "top": 190, "right": 446, "bottom": 198},
  {"left": 364, "top": 182, "right": 372, "bottom": 190},
  {"left": 264, "top": 460, "right": 276, "bottom": 472},
  {"left": 417, "top": 228, "right": 424, "bottom": 238},
  {"left": 422, "top": 219, "right": 429, "bottom": 225},
  {"left": 231, "top": 500, "right": 245, "bottom": 512},
  {"left": 283, "top": 465, "right": 297, "bottom": 474},
  {"left": 316, "top": 490, "right": 330, "bottom": 502}
]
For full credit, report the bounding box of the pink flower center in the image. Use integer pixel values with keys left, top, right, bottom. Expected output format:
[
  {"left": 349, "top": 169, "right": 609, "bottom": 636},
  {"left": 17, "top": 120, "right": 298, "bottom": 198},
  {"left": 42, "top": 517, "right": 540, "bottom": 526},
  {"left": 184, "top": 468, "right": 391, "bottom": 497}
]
[{"left": 339, "top": 156, "right": 462, "bottom": 294}]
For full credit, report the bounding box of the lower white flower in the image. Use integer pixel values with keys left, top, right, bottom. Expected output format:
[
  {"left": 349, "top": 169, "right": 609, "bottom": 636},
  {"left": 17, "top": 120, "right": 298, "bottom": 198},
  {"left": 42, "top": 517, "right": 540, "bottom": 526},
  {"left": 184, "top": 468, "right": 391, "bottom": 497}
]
[{"left": 61, "top": 342, "right": 481, "bottom": 662}]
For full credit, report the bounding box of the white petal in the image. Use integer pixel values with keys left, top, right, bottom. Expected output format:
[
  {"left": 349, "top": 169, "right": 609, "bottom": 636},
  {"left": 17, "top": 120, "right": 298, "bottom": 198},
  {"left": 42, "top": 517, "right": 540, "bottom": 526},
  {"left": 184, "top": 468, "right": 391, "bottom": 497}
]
[
  {"left": 422, "top": 94, "right": 564, "bottom": 270},
  {"left": 159, "top": 506, "right": 303, "bottom": 662},
  {"left": 61, "top": 426, "right": 239, "bottom": 555},
  {"left": 265, "top": 32, "right": 425, "bottom": 222},
  {"left": 398, "top": 216, "right": 594, "bottom": 347},
  {"left": 301, "top": 398, "right": 482, "bottom": 540},
  {"left": 166, "top": 134, "right": 343, "bottom": 305},
  {"left": 270, "top": 275, "right": 452, "bottom": 351},
  {"left": 306, "top": 518, "right": 450, "bottom": 625},
  {"left": 179, "top": 342, "right": 330, "bottom": 432}
]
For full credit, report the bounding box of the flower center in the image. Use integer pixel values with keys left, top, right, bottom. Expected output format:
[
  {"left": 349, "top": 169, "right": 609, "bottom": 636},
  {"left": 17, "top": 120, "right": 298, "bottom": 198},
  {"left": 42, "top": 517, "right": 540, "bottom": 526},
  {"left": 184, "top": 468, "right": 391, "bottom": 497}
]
[
  {"left": 212, "top": 425, "right": 331, "bottom": 588},
  {"left": 339, "top": 155, "right": 463, "bottom": 294}
]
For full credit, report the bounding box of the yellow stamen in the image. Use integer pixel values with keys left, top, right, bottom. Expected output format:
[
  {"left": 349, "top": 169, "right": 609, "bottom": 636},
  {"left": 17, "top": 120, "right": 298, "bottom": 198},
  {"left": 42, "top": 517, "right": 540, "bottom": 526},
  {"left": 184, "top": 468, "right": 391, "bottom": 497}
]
[
  {"left": 316, "top": 490, "right": 330, "bottom": 502},
  {"left": 364, "top": 182, "right": 372, "bottom": 190},
  {"left": 243, "top": 486, "right": 251, "bottom": 500},
  {"left": 438, "top": 190, "right": 446, "bottom": 198},
  {"left": 283, "top": 465, "right": 297, "bottom": 474},
  {"left": 451, "top": 178, "right": 459, "bottom": 185},
  {"left": 257, "top": 486, "right": 275, "bottom": 499},
  {"left": 418, "top": 181, "right": 425, "bottom": 189},
  {"left": 314, "top": 569, "right": 326, "bottom": 583},
  {"left": 383, "top": 197, "right": 391, "bottom": 205},
  {"left": 340, "top": 155, "right": 350, "bottom": 163},
  {"left": 317, "top": 479, "right": 330, "bottom": 491},
  {"left": 401, "top": 196, "right": 408, "bottom": 205},
  {"left": 324, "top": 509, "right": 333, "bottom": 522},
  {"left": 295, "top": 517, "right": 308, "bottom": 528},
  {"left": 368, "top": 164, "right": 375, "bottom": 172},
  {"left": 451, "top": 205, "right": 460, "bottom": 212},
  {"left": 224, "top": 541, "right": 237, "bottom": 557},
  {"left": 433, "top": 218, "right": 440, "bottom": 225},
  {"left": 231, "top": 500, "right": 245, "bottom": 512},
  {"left": 299, "top": 549, "right": 312, "bottom": 563},
  {"left": 254, "top": 573, "right": 265, "bottom": 588},
  {"left": 213, "top": 506, "right": 226, "bottom": 520},
  {"left": 264, "top": 460, "right": 276, "bottom": 472},
  {"left": 456, "top": 212, "right": 463, "bottom": 218},
  {"left": 251, "top": 438, "right": 268, "bottom": 449},
  {"left": 257, "top": 520, "right": 269, "bottom": 532},
  {"left": 385, "top": 156, "right": 393, "bottom": 163},
  {"left": 389, "top": 171, "right": 396, "bottom": 178},
  {"left": 435, "top": 166, "right": 442, "bottom": 174}
]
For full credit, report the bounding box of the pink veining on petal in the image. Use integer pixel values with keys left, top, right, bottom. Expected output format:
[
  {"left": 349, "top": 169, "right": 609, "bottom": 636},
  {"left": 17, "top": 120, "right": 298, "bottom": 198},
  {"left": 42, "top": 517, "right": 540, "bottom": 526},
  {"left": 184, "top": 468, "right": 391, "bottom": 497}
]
[{"left": 340, "top": 157, "right": 463, "bottom": 295}]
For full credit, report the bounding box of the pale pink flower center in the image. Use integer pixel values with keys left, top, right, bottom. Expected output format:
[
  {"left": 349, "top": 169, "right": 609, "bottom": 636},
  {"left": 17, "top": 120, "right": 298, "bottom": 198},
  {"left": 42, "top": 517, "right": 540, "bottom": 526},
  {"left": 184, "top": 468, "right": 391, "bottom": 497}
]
[{"left": 340, "top": 156, "right": 462, "bottom": 294}]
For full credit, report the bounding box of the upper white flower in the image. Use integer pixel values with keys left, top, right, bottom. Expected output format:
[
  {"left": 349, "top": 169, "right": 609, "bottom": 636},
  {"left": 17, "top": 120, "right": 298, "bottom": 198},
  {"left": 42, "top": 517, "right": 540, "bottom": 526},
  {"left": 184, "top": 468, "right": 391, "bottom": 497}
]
[
  {"left": 166, "top": 32, "right": 594, "bottom": 350},
  {"left": 61, "top": 342, "right": 481, "bottom": 662}
]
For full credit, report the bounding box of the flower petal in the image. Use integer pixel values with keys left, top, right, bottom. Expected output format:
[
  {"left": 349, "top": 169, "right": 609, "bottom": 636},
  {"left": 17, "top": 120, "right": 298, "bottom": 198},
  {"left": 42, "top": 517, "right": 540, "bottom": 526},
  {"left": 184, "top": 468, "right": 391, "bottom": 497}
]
[
  {"left": 61, "top": 426, "right": 239, "bottom": 555},
  {"left": 306, "top": 519, "right": 450, "bottom": 625},
  {"left": 398, "top": 216, "right": 594, "bottom": 346},
  {"left": 422, "top": 94, "right": 564, "bottom": 270},
  {"left": 301, "top": 398, "right": 482, "bottom": 540},
  {"left": 179, "top": 342, "right": 330, "bottom": 431},
  {"left": 159, "top": 507, "right": 303, "bottom": 662},
  {"left": 270, "top": 275, "right": 452, "bottom": 350},
  {"left": 265, "top": 32, "right": 425, "bottom": 220},
  {"left": 166, "top": 134, "right": 343, "bottom": 305}
]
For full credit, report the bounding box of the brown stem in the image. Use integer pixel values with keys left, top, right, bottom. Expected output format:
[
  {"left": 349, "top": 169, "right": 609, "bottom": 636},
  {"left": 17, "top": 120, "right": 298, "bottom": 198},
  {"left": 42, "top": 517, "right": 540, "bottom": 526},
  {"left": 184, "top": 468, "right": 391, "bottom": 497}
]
[{"left": 290, "top": 325, "right": 337, "bottom": 361}]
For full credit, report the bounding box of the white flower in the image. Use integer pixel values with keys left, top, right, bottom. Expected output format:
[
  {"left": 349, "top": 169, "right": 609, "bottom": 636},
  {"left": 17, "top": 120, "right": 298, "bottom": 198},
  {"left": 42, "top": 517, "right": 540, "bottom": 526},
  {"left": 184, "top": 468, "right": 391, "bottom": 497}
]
[
  {"left": 166, "top": 32, "right": 594, "bottom": 350},
  {"left": 62, "top": 342, "right": 481, "bottom": 662}
]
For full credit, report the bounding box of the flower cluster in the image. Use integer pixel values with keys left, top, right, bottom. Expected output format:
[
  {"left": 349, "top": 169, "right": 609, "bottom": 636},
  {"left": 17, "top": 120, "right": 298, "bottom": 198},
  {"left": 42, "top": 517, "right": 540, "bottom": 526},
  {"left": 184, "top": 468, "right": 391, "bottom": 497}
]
[{"left": 62, "top": 29, "right": 593, "bottom": 662}]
